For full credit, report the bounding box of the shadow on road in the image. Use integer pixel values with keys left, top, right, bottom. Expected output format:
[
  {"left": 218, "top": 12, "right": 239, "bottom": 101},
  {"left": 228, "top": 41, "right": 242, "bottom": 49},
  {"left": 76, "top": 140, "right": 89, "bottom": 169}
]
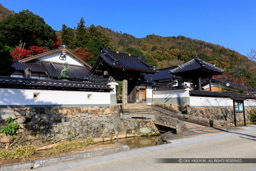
[{"left": 212, "top": 127, "right": 256, "bottom": 141}]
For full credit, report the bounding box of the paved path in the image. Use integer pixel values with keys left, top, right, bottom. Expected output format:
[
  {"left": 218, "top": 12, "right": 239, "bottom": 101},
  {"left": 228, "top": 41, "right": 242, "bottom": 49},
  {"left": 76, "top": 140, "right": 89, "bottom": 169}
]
[{"left": 36, "top": 126, "right": 256, "bottom": 171}]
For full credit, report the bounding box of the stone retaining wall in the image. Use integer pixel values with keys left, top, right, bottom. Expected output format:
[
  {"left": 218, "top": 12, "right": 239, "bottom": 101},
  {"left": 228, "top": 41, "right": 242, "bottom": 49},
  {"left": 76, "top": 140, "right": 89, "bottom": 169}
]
[
  {"left": 187, "top": 106, "right": 256, "bottom": 125},
  {"left": 157, "top": 104, "right": 256, "bottom": 125},
  {"left": 0, "top": 106, "right": 159, "bottom": 148}
]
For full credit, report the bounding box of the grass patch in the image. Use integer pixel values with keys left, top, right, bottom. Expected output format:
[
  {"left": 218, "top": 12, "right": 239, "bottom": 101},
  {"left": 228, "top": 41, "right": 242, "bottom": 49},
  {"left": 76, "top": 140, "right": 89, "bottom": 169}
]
[
  {"left": 0, "top": 145, "right": 36, "bottom": 160},
  {"left": 0, "top": 137, "right": 94, "bottom": 160},
  {"left": 43, "top": 137, "right": 94, "bottom": 156}
]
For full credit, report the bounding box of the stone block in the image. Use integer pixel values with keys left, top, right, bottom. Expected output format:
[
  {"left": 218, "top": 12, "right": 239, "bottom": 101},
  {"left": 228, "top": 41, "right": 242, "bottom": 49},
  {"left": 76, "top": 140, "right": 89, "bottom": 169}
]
[
  {"left": 17, "top": 117, "right": 26, "bottom": 124},
  {"left": 15, "top": 110, "right": 26, "bottom": 116},
  {"left": 0, "top": 108, "right": 16, "bottom": 121},
  {"left": 0, "top": 135, "right": 13, "bottom": 143}
]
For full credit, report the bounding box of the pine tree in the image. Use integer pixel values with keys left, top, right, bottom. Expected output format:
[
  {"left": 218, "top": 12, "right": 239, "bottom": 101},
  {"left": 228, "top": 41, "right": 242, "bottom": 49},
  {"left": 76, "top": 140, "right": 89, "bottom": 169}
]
[
  {"left": 60, "top": 24, "right": 76, "bottom": 49},
  {"left": 75, "top": 17, "right": 88, "bottom": 47}
]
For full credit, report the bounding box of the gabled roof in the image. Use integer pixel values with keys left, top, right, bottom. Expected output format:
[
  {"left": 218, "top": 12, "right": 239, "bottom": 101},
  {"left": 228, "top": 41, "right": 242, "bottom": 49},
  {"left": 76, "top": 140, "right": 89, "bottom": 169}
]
[
  {"left": 170, "top": 55, "right": 224, "bottom": 77},
  {"left": 11, "top": 61, "right": 107, "bottom": 82},
  {"left": 91, "top": 49, "right": 155, "bottom": 73},
  {"left": 19, "top": 45, "right": 91, "bottom": 68}
]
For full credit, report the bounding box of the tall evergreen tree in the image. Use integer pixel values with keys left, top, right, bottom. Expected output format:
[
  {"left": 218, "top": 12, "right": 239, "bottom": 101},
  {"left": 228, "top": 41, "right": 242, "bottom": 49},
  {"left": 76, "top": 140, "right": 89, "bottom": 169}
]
[
  {"left": 75, "top": 17, "right": 88, "bottom": 47},
  {"left": 87, "top": 25, "right": 112, "bottom": 49},
  {"left": 60, "top": 24, "right": 76, "bottom": 49}
]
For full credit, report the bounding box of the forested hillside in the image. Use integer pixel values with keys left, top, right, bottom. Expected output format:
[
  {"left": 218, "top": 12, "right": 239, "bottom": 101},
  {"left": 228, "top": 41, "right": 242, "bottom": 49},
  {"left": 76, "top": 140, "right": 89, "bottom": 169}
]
[
  {"left": 0, "top": 3, "right": 255, "bottom": 88},
  {"left": 97, "top": 26, "right": 256, "bottom": 88}
]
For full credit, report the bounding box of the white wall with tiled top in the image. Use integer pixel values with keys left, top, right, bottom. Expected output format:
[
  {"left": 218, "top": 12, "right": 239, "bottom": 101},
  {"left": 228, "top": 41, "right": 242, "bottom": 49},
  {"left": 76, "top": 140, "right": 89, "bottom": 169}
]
[
  {"left": 190, "top": 96, "right": 233, "bottom": 107},
  {"left": 0, "top": 88, "right": 111, "bottom": 106}
]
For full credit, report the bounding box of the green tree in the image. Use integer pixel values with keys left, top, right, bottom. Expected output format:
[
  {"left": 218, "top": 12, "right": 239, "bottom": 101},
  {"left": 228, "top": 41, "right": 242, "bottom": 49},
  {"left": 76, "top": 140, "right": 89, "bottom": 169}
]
[
  {"left": 0, "top": 10, "right": 55, "bottom": 49},
  {"left": 60, "top": 24, "right": 76, "bottom": 49},
  {"left": 75, "top": 17, "right": 88, "bottom": 47},
  {"left": 0, "top": 43, "right": 14, "bottom": 76},
  {"left": 124, "top": 47, "right": 143, "bottom": 56},
  {"left": 87, "top": 25, "right": 112, "bottom": 49},
  {"left": 85, "top": 37, "right": 103, "bottom": 66}
]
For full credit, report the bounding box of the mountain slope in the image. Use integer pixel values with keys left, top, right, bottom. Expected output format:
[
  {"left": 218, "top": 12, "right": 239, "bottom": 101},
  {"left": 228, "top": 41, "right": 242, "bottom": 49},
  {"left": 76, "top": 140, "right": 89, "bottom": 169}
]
[
  {"left": 97, "top": 26, "right": 256, "bottom": 88},
  {"left": 0, "top": 4, "right": 14, "bottom": 21}
]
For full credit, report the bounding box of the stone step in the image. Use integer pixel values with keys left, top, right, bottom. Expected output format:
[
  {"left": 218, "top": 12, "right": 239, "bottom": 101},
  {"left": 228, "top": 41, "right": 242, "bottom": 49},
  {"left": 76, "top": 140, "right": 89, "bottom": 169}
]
[{"left": 123, "top": 109, "right": 155, "bottom": 113}]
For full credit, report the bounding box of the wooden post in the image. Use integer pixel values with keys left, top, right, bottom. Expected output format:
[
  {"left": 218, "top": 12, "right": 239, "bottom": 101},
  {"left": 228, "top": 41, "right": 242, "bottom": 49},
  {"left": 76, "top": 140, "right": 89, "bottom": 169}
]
[
  {"left": 233, "top": 100, "right": 237, "bottom": 127},
  {"left": 198, "top": 77, "right": 202, "bottom": 91},
  {"left": 209, "top": 78, "right": 212, "bottom": 92},
  {"left": 122, "top": 80, "right": 128, "bottom": 109},
  {"left": 242, "top": 101, "right": 246, "bottom": 126}
]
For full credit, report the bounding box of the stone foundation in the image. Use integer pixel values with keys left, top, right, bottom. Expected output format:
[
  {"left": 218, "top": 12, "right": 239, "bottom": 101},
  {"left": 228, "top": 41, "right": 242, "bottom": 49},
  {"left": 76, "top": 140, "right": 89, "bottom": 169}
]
[
  {"left": 0, "top": 106, "right": 160, "bottom": 148},
  {"left": 156, "top": 103, "right": 256, "bottom": 126},
  {"left": 187, "top": 106, "right": 256, "bottom": 125}
]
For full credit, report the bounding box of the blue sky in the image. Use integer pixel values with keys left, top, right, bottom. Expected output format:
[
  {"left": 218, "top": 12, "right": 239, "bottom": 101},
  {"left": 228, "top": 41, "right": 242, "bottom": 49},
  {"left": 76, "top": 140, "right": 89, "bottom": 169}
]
[{"left": 1, "top": 0, "right": 256, "bottom": 56}]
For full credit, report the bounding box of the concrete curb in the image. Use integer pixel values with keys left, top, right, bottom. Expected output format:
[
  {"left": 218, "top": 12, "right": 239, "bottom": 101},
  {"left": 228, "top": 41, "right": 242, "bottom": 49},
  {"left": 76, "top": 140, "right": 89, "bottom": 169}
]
[
  {"left": 0, "top": 143, "right": 130, "bottom": 171},
  {"left": 0, "top": 161, "right": 33, "bottom": 171}
]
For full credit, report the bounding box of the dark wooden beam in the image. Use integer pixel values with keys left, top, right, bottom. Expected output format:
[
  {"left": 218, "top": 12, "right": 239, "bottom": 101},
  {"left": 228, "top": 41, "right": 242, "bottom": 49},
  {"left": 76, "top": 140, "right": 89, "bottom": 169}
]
[
  {"left": 243, "top": 101, "right": 246, "bottom": 126},
  {"left": 233, "top": 100, "right": 237, "bottom": 127}
]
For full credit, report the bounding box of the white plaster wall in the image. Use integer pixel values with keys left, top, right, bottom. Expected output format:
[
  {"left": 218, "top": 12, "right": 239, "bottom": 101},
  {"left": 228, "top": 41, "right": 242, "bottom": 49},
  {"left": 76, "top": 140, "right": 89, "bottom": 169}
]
[
  {"left": 190, "top": 96, "right": 233, "bottom": 107},
  {"left": 245, "top": 99, "right": 256, "bottom": 106},
  {"left": 0, "top": 88, "right": 110, "bottom": 106},
  {"left": 40, "top": 52, "right": 84, "bottom": 66},
  {"left": 146, "top": 86, "right": 153, "bottom": 105},
  {"left": 153, "top": 89, "right": 190, "bottom": 99},
  {"left": 108, "top": 82, "right": 118, "bottom": 95},
  {"left": 146, "top": 86, "right": 152, "bottom": 99}
]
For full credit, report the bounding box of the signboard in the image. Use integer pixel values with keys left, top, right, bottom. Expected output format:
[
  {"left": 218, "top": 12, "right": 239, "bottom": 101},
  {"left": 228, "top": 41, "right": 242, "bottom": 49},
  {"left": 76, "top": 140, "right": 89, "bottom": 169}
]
[{"left": 235, "top": 101, "right": 244, "bottom": 113}]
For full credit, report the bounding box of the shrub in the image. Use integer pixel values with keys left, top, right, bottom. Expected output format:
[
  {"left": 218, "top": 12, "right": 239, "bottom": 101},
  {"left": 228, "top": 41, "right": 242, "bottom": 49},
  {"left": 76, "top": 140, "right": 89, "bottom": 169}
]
[
  {"left": 5, "top": 117, "right": 13, "bottom": 124},
  {"left": 250, "top": 109, "right": 256, "bottom": 124},
  {"left": 0, "top": 117, "right": 19, "bottom": 136}
]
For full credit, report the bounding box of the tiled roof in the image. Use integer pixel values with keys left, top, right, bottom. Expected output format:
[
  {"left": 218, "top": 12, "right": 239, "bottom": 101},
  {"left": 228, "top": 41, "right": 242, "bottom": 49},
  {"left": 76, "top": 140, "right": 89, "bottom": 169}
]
[
  {"left": 97, "top": 49, "right": 155, "bottom": 73},
  {"left": 152, "top": 66, "right": 180, "bottom": 81},
  {"left": 212, "top": 78, "right": 256, "bottom": 91},
  {"left": 42, "top": 62, "right": 90, "bottom": 79},
  {"left": 0, "top": 76, "right": 111, "bottom": 92},
  {"left": 190, "top": 90, "right": 255, "bottom": 100},
  {"left": 11, "top": 61, "right": 107, "bottom": 82},
  {"left": 170, "top": 56, "right": 224, "bottom": 75},
  {"left": 12, "top": 61, "right": 46, "bottom": 73}
]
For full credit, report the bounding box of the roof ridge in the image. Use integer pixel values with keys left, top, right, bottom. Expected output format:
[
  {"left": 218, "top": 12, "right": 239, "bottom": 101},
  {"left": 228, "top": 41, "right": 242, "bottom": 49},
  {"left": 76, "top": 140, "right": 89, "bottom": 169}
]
[{"left": 102, "top": 49, "right": 119, "bottom": 64}]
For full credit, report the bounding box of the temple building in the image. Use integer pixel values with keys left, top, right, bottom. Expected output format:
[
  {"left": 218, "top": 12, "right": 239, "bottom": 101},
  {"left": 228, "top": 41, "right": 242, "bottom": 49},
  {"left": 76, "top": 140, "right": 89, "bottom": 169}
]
[
  {"left": 0, "top": 45, "right": 117, "bottom": 107},
  {"left": 170, "top": 55, "right": 224, "bottom": 91},
  {"left": 90, "top": 48, "right": 155, "bottom": 103}
]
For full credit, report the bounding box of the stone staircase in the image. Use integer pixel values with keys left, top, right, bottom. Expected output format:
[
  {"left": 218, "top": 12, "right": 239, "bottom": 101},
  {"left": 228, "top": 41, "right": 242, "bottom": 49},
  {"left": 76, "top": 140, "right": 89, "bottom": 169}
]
[{"left": 120, "top": 104, "right": 186, "bottom": 134}]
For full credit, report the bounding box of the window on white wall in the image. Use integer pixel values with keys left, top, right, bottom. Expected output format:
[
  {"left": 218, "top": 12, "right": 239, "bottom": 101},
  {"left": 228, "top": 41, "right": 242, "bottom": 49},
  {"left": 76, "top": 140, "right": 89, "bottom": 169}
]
[
  {"left": 33, "top": 92, "right": 40, "bottom": 99},
  {"left": 87, "top": 94, "right": 92, "bottom": 99}
]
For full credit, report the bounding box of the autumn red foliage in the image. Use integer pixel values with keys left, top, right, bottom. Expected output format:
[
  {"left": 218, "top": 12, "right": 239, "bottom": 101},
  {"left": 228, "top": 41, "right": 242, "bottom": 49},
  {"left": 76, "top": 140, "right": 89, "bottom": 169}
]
[
  {"left": 10, "top": 46, "right": 49, "bottom": 61},
  {"left": 52, "top": 36, "right": 62, "bottom": 49},
  {"left": 71, "top": 48, "right": 94, "bottom": 61}
]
